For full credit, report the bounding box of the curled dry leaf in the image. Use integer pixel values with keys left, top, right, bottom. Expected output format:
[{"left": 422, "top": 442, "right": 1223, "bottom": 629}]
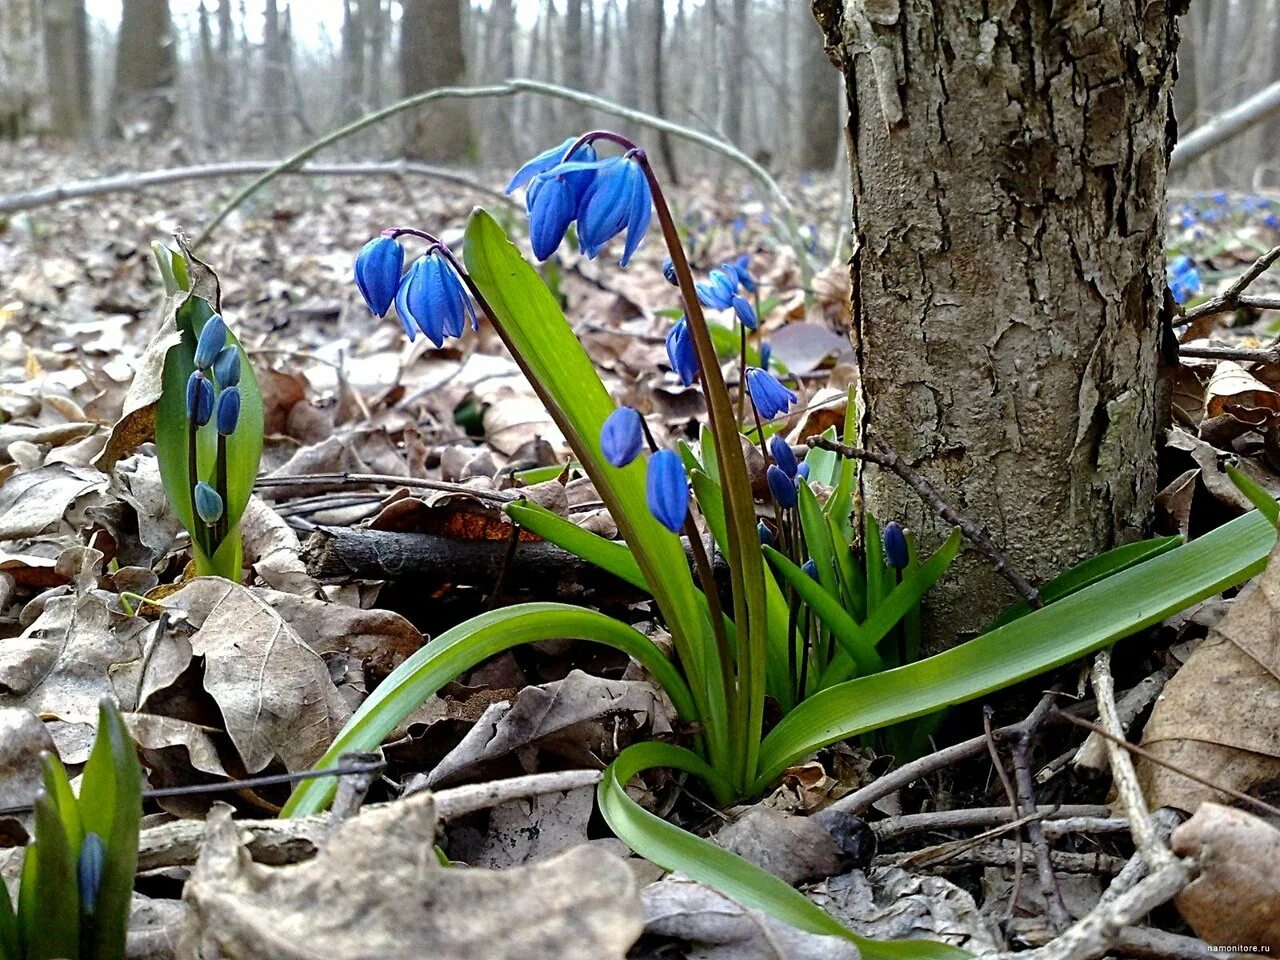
[
  {"left": 0, "top": 707, "right": 56, "bottom": 834},
  {"left": 1204, "top": 360, "right": 1280, "bottom": 421},
  {"left": 0, "top": 463, "right": 111, "bottom": 540},
  {"left": 179, "top": 795, "right": 643, "bottom": 960},
  {"left": 1137, "top": 537, "right": 1280, "bottom": 812},
  {"left": 239, "top": 495, "right": 321, "bottom": 597}
]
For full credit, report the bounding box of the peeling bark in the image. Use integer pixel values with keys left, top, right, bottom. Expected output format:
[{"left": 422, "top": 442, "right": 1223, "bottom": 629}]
[{"left": 814, "top": 0, "right": 1183, "bottom": 645}]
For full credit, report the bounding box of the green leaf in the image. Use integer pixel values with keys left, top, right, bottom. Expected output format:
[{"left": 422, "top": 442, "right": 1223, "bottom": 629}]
[
  {"left": 754, "top": 509, "right": 1276, "bottom": 790},
  {"left": 40, "top": 751, "right": 83, "bottom": 856},
  {"left": 0, "top": 872, "right": 17, "bottom": 960},
  {"left": 507, "top": 501, "right": 647, "bottom": 591},
  {"left": 1227, "top": 464, "right": 1280, "bottom": 522},
  {"left": 599, "top": 743, "right": 969, "bottom": 960},
  {"left": 25, "top": 792, "right": 79, "bottom": 960},
  {"left": 797, "top": 481, "right": 841, "bottom": 605},
  {"left": 282, "top": 603, "right": 704, "bottom": 817}
]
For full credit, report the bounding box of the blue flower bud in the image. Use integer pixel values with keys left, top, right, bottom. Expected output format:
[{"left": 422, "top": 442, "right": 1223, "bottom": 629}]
[
  {"left": 354, "top": 236, "right": 404, "bottom": 317},
  {"left": 194, "top": 482, "right": 224, "bottom": 525},
  {"left": 696, "top": 268, "right": 738, "bottom": 309},
  {"left": 395, "top": 252, "right": 477, "bottom": 347},
  {"left": 757, "top": 520, "right": 774, "bottom": 545},
  {"left": 796, "top": 461, "right": 810, "bottom": 480},
  {"left": 527, "top": 172, "right": 580, "bottom": 262},
  {"left": 186, "top": 371, "right": 214, "bottom": 426},
  {"left": 506, "top": 137, "right": 598, "bottom": 194},
  {"left": 731, "top": 294, "right": 757, "bottom": 331},
  {"left": 665, "top": 317, "right": 699, "bottom": 386},
  {"left": 216, "top": 386, "right": 241, "bottom": 436},
  {"left": 78, "top": 832, "right": 105, "bottom": 914},
  {"left": 212, "top": 345, "right": 240, "bottom": 388},
  {"left": 662, "top": 256, "right": 678, "bottom": 286},
  {"left": 802, "top": 558, "right": 819, "bottom": 580},
  {"left": 882, "top": 521, "right": 909, "bottom": 570},
  {"left": 730, "top": 253, "right": 756, "bottom": 293},
  {"left": 767, "top": 464, "right": 797, "bottom": 509},
  {"left": 647, "top": 449, "right": 689, "bottom": 533},
  {"left": 574, "top": 154, "right": 652, "bottom": 267},
  {"left": 760, "top": 341, "right": 772, "bottom": 371},
  {"left": 600, "top": 406, "right": 645, "bottom": 467},
  {"left": 194, "top": 314, "right": 227, "bottom": 370},
  {"left": 769, "top": 435, "right": 797, "bottom": 477},
  {"left": 746, "top": 367, "right": 798, "bottom": 420}
]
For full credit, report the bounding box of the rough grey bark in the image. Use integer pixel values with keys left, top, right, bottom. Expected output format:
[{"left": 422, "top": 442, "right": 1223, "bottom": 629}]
[
  {"left": 815, "top": 0, "right": 1182, "bottom": 646},
  {"left": 400, "top": 0, "right": 475, "bottom": 163},
  {"left": 110, "top": 0, "right": 175, "bottom": 137}
]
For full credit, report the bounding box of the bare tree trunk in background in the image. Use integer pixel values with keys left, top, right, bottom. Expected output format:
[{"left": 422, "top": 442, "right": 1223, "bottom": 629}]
[
  {"left": 596, "top": 0, "right": 617, "bottom": 93},
  {"left": 1266, "top": 2, "right": 1280, "bottom": 185},
  {"left": 490, "top": 0, "right": 516, "bottom": 158},
  {"left": 722, "top": 0, "right": 746, "bottom": 146},
  {"left": 110, "top": 0, "right": 175, "bottom": 137},
  {"left": 536, "top": 2, "right": 560, "bottom": 134},
  {"left": 215, "top": 0, "right": 232, "bottom": 128},
  {"left": 563, "top": 0, "right": 587, "bottom": 130},
  {"left": 619, "top": 0, "right": 641, "bottom": 109},
  {"left": 364, "top": 0, "right": 386, "bottom": 110},
  {"left": 197, "top": 1, "right": 214, "bottom": 138},
  {"left": 262, "top": 0, "right": 286, "bottom": 141},
  {"left": 42, "top": 0, "right": 91, "bottom": 138},
  {"left": 815, "top": 1, "right": 1181, "bottom": 646},
  {"left": 651, "top": 0, "right": 678, "bottom": 183},
  {"left": 796, "top": 4, "right": 838, "bottom": 171},
  {"left": 400, "top": 0, "right": 475, "bottom": 163},
  {"left": 341, "top": 0, "right": 365, "bottom": 122}
]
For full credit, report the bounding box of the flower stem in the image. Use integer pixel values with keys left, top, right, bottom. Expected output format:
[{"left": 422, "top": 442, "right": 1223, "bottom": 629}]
[{"left": 187, "top": 416, "right": 204, "bottom": 560}]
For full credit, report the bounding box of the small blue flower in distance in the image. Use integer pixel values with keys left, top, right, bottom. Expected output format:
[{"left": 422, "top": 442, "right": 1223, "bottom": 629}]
[
  {"left": 600, "top": 406, "right": 645, "bottom": 467},
  {"left": 215, "top": 386, "right": 241, "bottom": 436},
  {"left": 1211, "top": 190, "right": 1229, "bottom": 205},
  {"left": 526, "top": 172, "right": 580, "bottom": 261},
  {"left": 1167, "top": 255, "right": 1202, "bottom": 306},
  {"left": 78, "top": 832, "right": 106, "bottom": 914},
  {"left": 571, "top": 154, "right": 652, "bottom": 266},
  {"left": 395, "top": 251, "right": 478, "bottom": 347},
  {"left": 506, "top": 137, "right": 598, "bottom": 194},
  {"left": 882, "top": 521, "right": 909, "bottom": 570},
  {"left": 769, "top": 434, "right": 797, "bottom": 477},
  {"left": 666, "top": 317, "right": 699, "bottom": 386},
  {"left": 767, "top": 464, "right": 797, "bottom": 509},
  {"left": 802, "top": 558, "right": 819, "bottom": 580},
  {"left": 696, "top": 267, "right": 738, "bottom": 309},
  {"left": 731, "top": 216, "right": 747, "bottom": 239},
  {"left": 757, "top": 520, "right": 774, "bottom": 546},
  {"left": 730, "top": 253, "right": 756, "bottom": 293},
  {"left": 759, "top": 341, "right": 772, "bottom": 371},
  {"left": 662, "top": 256, "right": 679, "bottom": 286},
  {"left": 194, "top": 482, "right": 224, "bottom": 525},
  {"left": 647, "top": 449, "right": 689, "bottom": 533},
  {"left": 731, "top": 294, "right": 757, "bottom": 331},
  {"left": 746, "top": 367, "right": 798, "bottom": 420},
  {"left": 796, "top": 461, "right": 810, "bottom": 480},
  {"left": 194, "top": 314, "right": 227, "bottom": 370},
  {"left": 354, "top": 236, "right": 404, "bottom": 317},
  {"left": 186, "top": 370, "right": 214, "bottom": 426},
  {"left": 212, "top": 345, "right": 240, "bottom": 389}
]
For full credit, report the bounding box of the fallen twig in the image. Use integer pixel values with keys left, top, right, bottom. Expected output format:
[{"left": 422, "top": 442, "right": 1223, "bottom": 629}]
[
  {"left": 1013, "top": 703, "right": 1072, "bottom": 930},
  {"left": 888, "top": 839, "right": 1125, "bottom": 876},
  {"left": 254, "top": 471, "right": 519, "bottom": 505},
  {"left": 1178, "top": 245, "right": 1280, "bottom": 331},
  {"left": 871, "top": 805, "right": 1113, "bottom": 840}
]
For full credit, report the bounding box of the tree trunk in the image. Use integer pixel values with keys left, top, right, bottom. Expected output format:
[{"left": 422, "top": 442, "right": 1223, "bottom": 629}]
[
  {"left": 797, "top": 4, "right": 838, "bottom": 170},
  {"left": 815, "top": 0, "right": 1182, "bottom": 646},
  {"left": 42, "top": 0, "right": 90, "bottom": 138},
  {"left": 651, "top": 0, "right": 679, "bottom": 183},
  {"left": 400, "top": 0, "right": 474, "bottom": 163},
  {"left": 722, "top": 0, "right": 747, "bottom": 145},
  {"left": 365, "top": 0, "right": 386, "bottom": 109},
  {"left": 341, "top": 0, "right": 365, "bottom": 122},
  {"left": 563, "top": 0, "right": 587, "bottom": 129},
  {"left": 110, "top": 0, "right": 175, "bottom": 137}
]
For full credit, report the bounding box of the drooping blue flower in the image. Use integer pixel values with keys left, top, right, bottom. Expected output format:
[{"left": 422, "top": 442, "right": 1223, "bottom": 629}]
[
  {"left": 194, "top": 314, "right": 227, "bottom": 370},
  {"left": 662, "top": 256, "right": 678, "bottom": 286},
  {"left": 696, "top": 267, "right": 738, "bottom": 309},
  {"left": 647, "top": 449, "right": 689, "bottom": 532},
  {"left": 757, "top": 520, "right": 774, "bottom": 545},
  {"left": 186, "top": 370, "right": 214, "bottom": 426},
  {"left": 527, "top": 172, "right": 580, "bottom": 261},
  {"left": 354, "top": 236, "right": 404, "bottom": 317},
  {"left": 212, "top": 345, "right": 241, "bottom": 389},
  {"left": 78, "top": 832, "right": 105, "bottom": 914},
  {"left": 601, "top": 406, "right": 645, "bottom": 467},
  {"left": 746, "top": 367, "right": 798, "bottom": 420},
  {"left": 506, "top": 137, "right": 598, "bottom": 194},
  {"left": 882, "top": 521, "right": 909, "bottom": 570},
  {"left": 767, "top": 464, "right": 797, "bottom": 508},
  {"left": 731, "top": 294, "right": 757, "bottom": 331},
  {"left": 395, "top": 252, "right": 478, "bottom": 346},
  {"left": 769, "top": 434, "right": 797, "bottom": 477},
  {"left": 730, "top": 253, "right": 756, "bottom": 293},
  {"left": 194, "top": 482, "right": 224, "bottom": 525},
  {"left": 666, "top": 317, "right": 699, "bottom": 386},
  {"left": 573, "top": 154, "right": 652, "bottom": 266},
  {"left": 216, "top": 386, "right": 241, "bottom": 436},
  {"left": 802, "top": 558, "right": 819, "bottom": 580}
]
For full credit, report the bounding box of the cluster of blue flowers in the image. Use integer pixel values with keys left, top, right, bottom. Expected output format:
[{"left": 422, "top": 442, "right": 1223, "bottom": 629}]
[
  {"left": 1170, "top": 192, "right": 1280, "bottom": 238},
  {"left": 184, "top": 314, "right": 242, "bottom": 525},
  {"left": 1167, "top": 254, "right": 1202, "bottom": 306},
  {"left": 355, "top": 234, "right": 479, "bottom": 347},
  {"left": 764, "top": 434, "right": 808, "bottom": 510}
]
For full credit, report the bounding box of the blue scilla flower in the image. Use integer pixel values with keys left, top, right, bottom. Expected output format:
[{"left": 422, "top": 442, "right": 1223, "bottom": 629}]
[
  {"left": 395, "top": 252, "right": 478, "bottom": 347},
  {"left": 1211, "top": 190, "right": 1229, "bottom": 205},
  {"left": 767, "top": 464, "right": 797, "bottom": 509},
  {"left": 527, "top": 172, "right": 580, "bottom": 262},
  {"left": 730, "top": 253, "right": 756, "bottom": 293},
  {"left": 354, "top": 235, "right": 404, "bottom": 317},
  {"left": 570, "top": 154, "right": 652, "bottom": 266},
  {"left": 769, "top": 434, "right": 797, "bottom": 477},
  {"left": 1266, "top": 213, "right": 1280, "bottom": 230},
  {"left": 666, "top": 317, "right": 699, "bottom": 386},
  {"left": 760, "top": 341, "right": 772, "bottom": 371},
  {"left": 78, "top": 832, "right": 105, "bottom": 914},
  {"left": 647, "top": 449, "right": 689, "bottom": 532},
  {"left": 1167, "top": 255, "right": 1202, "bottom": 306},
  {"left": 746, "top": 367, "right": 797, "bottom": 420},
  {"left": 802, "top": 558, "right": 819, "bottom": 580},
  {"left": 696, "top": 267, "right": 738, "bottom": 309},
  {"left": 796, "top": 460, "right": 810, "bottom": 480},
  {"left": 194, "top": 482, "right": 224, "bottom": 525},
  {"left": 601, "top": 406, "right": 645, "bottom": 467},
  {"left": 662, "top": 256, "right": 678, "bottom": 286},
  {"left": 186, "top": 371, "right": 214, "bottom": 426},
  {"left": 731, "top": 294, "right": 757, "bottom": 331},
  {"left": 194, "top": 314, "right": 227, "bottom": 370},
  {"left": 506, "top": 137, "right": 598, "bottom": 194},
  {"left": 216, "top": 386, "right": 241, "bottom": 436},
  {"left": 213, "top": 345, "right": 240, "bottom": 389},
  {"left": 883, "top": 521, "right": 909, "bottom": 570},
  {"left": 757, "top": 520, "right": 774, "bottom": 546}
]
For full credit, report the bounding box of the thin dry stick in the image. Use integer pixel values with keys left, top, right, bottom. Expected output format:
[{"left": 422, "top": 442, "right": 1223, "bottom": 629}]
[
  {"left": 871, "top": 805, "right": 1113, "bottom": 840},
  {"left": 984, "top": 705, "right": 1025, "bottom": 931},
  {"left": 807, "top": 436, "right": 1043, "bottom": 608},
  {"left": 1179, "top": 243, "right": 1280, "bottom": 327},
  {"left": 254, "top": 471, "right": 518, "bottom": 505},
  {"left": 1013, "top": 717, "right": 1072, "bottom": 931}
]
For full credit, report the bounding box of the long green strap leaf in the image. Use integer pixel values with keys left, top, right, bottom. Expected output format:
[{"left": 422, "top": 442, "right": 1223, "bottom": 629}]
[
  {"left": 283, "top": 603, "right": 702, "bottom": 816},
  {"left": 599, "top": 743, "right": 970, "bottom": 960},
  {"left": 755, "top": 509, "right": 1276, "bottom": 789},
  {"left": 507, "top": 501, "right": 648, "bottom": 590}
]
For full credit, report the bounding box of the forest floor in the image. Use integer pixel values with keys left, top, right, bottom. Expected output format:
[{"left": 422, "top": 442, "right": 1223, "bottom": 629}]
[{"left": 1, "top": 142, "right": 1279, "bottom": 957}]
